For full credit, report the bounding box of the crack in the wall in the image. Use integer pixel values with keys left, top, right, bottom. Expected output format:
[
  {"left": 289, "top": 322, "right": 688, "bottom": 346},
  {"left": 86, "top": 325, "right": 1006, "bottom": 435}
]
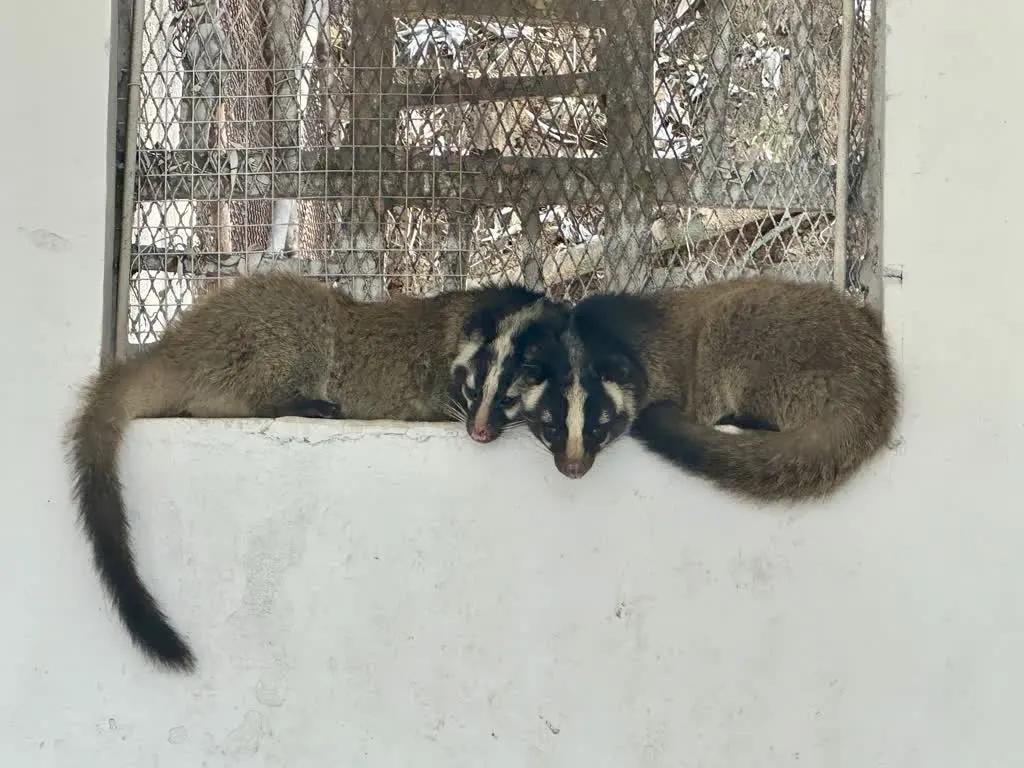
[
  {"left": 249, "top": 421, "right": 465, "bottom": 447},
  {"left": 135, "top": 418, "right": 467, "bottom": 448}
]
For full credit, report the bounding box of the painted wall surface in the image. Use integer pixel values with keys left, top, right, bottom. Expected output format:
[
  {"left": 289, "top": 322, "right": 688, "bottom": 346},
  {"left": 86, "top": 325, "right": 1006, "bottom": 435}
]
[{"left": 2, "top": 0, "right": 1023, "bottom": 766}]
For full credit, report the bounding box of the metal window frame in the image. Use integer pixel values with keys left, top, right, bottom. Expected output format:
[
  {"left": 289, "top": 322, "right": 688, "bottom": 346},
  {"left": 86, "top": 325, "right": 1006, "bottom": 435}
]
[{"left": 109, "top": 0, "right": 889, "bottom": 359}]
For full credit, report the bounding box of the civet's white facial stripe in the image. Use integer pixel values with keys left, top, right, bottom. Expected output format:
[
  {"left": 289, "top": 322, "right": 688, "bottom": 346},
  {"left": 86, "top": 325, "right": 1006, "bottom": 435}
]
[
  {"left": 522, "top": 380, "right": 548, "bottom": 412},
  {"left": 602, "top": 379, "right": 638, "bottom": 421},
  {"left": 497, "top": 299, "right": 545, "bottom": 336},
  {"left": 565, "top": 373, "right": 587, "bottom": 461},
  {"left": 474, "top": 332, "right": 513, "bottom": 431},
  {"left": 451, "top": 337, "right": 481, "bottom": 376},
  {"left": 472, "top": 300, "right": 548, "bottom": 430},
  {"left": 601, "top": 381, "right": 624, "bottom": 413},
  {"left": 621, "top": 390, "right": 637, "bottom": 419}
]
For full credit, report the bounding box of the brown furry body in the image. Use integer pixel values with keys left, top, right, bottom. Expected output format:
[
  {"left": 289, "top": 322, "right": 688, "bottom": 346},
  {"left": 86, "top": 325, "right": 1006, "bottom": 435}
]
[
  {"left": 68, "top": 273, "right": 554, "bottom": 671},
  {"left": 127, "top": 274, "right": 487, "bottom": 422},
  {"left": 519, "top": 278, "right": 899, "bottom": 500}
]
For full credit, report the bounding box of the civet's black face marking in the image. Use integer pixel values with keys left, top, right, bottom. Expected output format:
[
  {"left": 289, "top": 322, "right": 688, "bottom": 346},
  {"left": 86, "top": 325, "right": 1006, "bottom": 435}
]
[
  {"left": 520, "top": 342, "right": 637, "bottom": 478},
  {"left": 448, "top": 290, "right": 569, "bottom": 443},
  {"left": 519, "top": 293, "right": 655, "bottom": 477},
  {"left": 449, "top": 335, "right": 523, "bottom": 443}
]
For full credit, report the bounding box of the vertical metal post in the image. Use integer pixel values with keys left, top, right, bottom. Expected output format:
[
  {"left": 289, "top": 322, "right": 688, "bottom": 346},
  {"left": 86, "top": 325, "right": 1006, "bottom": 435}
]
[
  {"left": 441, "top": 213, "right": 469, "bottom": 291},
  {"left": 859, "top": 0, "right": 887, "bottom": 312},
  {"left": 520, "top": 206, "right": 544, "bottom": 290},
  {"left": 832, "top": 0, "right": 857, "bottom": 290},
  {"left": 691, "top": 0, "right": 732, "bottom": 204},
  {"left": 787, "top": 1, "right": 821, "bottom": 189},
  {"left": 114, "top": 0, "right": 147, "bottom": 359},
  {"left": 601, "top": 0, "right": 655, "bottom": 293},
  {"left": 342, "top": 0, "right": 393, "bottom": 299}
]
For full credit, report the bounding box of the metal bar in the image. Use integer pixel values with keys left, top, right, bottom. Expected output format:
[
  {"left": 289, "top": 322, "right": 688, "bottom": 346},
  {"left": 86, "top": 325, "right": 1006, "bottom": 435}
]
[
  {"left": 316, "top": 7, "right": 345, "bottom": 147},
  {"left": 394, "top": 0, "right": 604, "bottom": 25},
  {"left": 651, "top": 261, "right": 833, "bottom": 289},
  {"left": 520, "top": 206, "right": 544, "bottom": 289},
  {"left": 690, "top": 0, "right": 732, "bottom": 202},
  {"left": 832, "top": 0, "right": 856, "bottom": 290},
  {"left": 103, "top": 0, "right": 135, "bottom": 361},
  {"left": 343, "top": 0, "right": 395, "bottom": 298},
  {"left": 440, "top": 212, "right": 470, "bottom": 291},
  {"left": 787, "top": 0, "right": 823, "bottom": 193},
  {"left": 600, "top": 0, "right": 655, "bottom": 292},
  {"left": 382, "top": 72, "right": 604, "bottom": 108},
  {"left": 265, "top": 0, "right": 305, "bottom": 255},
  {"left": 113, "top": 0, "right": 147, "bottom": 360},
  {"left": 137, "top": 210, "right": 805, "bottom": 288},
  {"left": 859, "top": 0, "right": 886, "bottom": 312},
  {"left": 134, "top": 150, "right": 836, "bottom": 210}
]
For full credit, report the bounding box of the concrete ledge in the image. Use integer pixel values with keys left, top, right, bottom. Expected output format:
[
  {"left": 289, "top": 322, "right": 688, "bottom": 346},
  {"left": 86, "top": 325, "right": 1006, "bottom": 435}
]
[{"left": 9, "top": 417, "right": 910, "bottom": 765}]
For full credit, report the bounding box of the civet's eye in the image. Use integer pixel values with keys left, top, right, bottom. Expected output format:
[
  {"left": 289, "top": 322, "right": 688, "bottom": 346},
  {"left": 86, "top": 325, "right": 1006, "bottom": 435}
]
[
  {"left": 499, "top": 395, "right": 519, "bottom": 408},
  {"left": 522, "top": 366, "right": 544, "bottom": 386},
  {"left": 462, "top": 383, "right": 479, "bottom": 401}
]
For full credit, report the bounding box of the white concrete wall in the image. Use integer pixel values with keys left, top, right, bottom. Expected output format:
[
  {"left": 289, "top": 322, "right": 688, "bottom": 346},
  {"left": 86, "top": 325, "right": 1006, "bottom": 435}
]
[{"left": 2, "top": 0, "right": 1023, "bottom": 765}]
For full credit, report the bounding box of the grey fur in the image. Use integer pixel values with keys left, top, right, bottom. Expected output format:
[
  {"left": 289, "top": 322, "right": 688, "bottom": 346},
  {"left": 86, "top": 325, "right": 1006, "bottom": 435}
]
[
  {"left": 521, "top": 278, "right": 899, "bottom": 500},
  {"left": 67, "top": 273, "right": 539, "bottom": 670}
]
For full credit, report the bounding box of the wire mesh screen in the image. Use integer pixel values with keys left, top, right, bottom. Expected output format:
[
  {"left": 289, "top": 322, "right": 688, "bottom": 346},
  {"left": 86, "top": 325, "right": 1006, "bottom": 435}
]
[{"left": 121, "top": 0, "right": 878, "bottom": 348}]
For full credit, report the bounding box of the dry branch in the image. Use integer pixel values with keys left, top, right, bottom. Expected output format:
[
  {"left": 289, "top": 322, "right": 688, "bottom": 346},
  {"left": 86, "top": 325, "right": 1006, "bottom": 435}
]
[
  {"left": 465, "top": 214, "right": 707, "bottom": 288},
  {"left": 176, "top": 1, "right": 232, "bottom": 150}
]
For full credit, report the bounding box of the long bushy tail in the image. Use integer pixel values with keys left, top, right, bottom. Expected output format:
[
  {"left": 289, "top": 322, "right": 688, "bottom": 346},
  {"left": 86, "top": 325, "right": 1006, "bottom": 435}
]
[
  {"left": 632, "top": 400, "right": 896, "bottom": 502},
  {"left": 66, "top": 356, "right": 195, "bottom": 671}
]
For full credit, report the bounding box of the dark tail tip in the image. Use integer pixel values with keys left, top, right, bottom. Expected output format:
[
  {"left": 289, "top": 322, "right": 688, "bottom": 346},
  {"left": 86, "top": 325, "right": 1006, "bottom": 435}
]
[
  {"left": 94, "top": 533, "right": 198, "bottom": 673},
  {"left": 76, "top": 463, "right": 197, "bottom": 672},
  {"left": 70, "top": 364, "right": 196, "bottom": 672},
  {"left": 133, "top": 619, "right": 196, "bottom": 673}
]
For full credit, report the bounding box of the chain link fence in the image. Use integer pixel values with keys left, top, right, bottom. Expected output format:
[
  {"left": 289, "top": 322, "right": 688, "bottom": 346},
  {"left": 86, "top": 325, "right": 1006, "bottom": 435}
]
[{"left": 116, "top": 0, "right": 880, "bottom": 351}]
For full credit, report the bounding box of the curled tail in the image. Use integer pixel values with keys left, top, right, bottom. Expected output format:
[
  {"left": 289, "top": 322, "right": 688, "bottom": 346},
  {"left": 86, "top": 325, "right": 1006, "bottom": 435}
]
[
  {"left": 632, "top": 399, "right": 896, "bottom": 502},
  {"left": 66, "top": 356, "right": 196, "bottom": 671}
]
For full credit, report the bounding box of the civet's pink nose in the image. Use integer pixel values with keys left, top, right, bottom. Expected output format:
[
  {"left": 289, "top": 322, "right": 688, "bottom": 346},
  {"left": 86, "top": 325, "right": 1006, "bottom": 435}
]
[
  {"left": 562, "top": 460, "right": 587, "bottom": 478},
  {"left": 557, "top": 455, "right": 594, "bottom": 479},
  {"left": 470, "top": 424, "right": 495, "bottom": 443}
]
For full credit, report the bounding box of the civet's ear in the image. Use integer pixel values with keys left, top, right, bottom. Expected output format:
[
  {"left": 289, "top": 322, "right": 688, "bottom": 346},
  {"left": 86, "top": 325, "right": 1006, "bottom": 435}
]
[
  {"left": 520, "top": 321, "right": 571, "bottom": 385},
  {"left": 539, "top": 300, "right": 571, "bottom": 335},
  {"left": 463, "top": 286, "right": 547, "bottom": 340},
  {"left": 519, "top": 345, "right": 549, "bottom": 386},
  {"left": 462, "top": 306, "right": 498, "bottom": 342},
  {"left": 593, "top": 352, "right": 636, "bottom": 385}
]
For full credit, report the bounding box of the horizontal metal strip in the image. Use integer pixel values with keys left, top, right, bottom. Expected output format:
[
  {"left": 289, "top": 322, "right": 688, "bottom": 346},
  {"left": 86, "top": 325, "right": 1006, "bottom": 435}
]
[{"left": 135, "top": 149, "right": 835, "bottom": 210}]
